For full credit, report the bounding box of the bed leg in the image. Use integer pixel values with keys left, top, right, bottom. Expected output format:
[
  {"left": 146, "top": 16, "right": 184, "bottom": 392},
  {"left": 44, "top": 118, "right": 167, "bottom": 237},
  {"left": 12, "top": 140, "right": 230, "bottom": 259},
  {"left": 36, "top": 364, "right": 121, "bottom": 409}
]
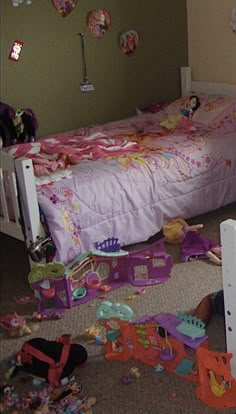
[{"left": 14, "top": 158, "right": 46, "bottom": 266}]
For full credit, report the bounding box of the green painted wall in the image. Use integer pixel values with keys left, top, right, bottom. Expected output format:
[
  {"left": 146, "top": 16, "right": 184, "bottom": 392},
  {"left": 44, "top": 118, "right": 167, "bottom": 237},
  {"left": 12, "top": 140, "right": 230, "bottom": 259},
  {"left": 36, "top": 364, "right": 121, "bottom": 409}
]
[{"left": 0, "top": 0, "right": 188, "bottom": 137}]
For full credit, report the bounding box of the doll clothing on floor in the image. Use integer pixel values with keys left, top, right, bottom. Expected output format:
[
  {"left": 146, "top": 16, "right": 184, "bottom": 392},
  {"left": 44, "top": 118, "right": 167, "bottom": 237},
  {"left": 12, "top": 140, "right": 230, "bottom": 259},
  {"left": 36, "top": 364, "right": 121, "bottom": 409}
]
[{"left": 181, "top": 231, "right": 220, "bottom": 262}]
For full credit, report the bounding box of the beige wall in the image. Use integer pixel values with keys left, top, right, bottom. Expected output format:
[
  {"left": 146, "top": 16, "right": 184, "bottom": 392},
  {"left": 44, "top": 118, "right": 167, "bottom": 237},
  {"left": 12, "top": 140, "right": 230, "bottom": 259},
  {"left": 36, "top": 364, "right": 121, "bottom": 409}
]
[
  {"left": 187, "top": 0, "right": 236, "bottom": 83},
  {"left": 0, "top": 1, "right": 188, "bottom": 137}
]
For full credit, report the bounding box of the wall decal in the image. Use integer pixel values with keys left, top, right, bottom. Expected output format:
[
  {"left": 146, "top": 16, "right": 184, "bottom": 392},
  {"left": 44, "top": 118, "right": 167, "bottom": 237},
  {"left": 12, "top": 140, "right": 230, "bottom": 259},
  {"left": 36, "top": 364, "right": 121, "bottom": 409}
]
[
  {"left": 87, "top": 9, "right": 111, "bottom": 39},
  {"left": 52, "top": 0, "right": 78, "bottom": 17},
  {"left": 119, "top": 30, "right": 139, "bottom": 55},
  {"left": 9, "top": 40, "right": 24, "bottom": 61}
]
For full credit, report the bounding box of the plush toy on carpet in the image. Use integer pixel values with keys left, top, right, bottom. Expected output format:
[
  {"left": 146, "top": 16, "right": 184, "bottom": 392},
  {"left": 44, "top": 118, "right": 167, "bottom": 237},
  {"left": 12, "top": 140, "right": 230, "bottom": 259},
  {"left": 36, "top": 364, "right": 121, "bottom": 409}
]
[
  {"left": 162, "top": 217, "right": 222, "bottom": 265},
  {"left": 7, "top": 335, "right": 88, "bottom": 387}
]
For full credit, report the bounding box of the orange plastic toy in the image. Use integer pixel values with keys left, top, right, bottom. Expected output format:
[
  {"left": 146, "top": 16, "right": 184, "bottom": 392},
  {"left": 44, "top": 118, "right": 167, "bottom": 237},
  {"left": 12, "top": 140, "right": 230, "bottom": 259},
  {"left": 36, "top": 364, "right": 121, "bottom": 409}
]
[
  {"left": 96, "top": 301, "right": 236, "bottom": 409},
  {"left": 195, "top": 347, "right": 236, "bottom": 409}
]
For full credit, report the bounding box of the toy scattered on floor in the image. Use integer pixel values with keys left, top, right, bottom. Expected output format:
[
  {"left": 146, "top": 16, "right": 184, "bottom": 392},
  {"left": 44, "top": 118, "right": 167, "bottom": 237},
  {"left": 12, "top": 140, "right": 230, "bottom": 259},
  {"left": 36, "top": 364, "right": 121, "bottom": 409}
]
[
  {"left": 162, "top": 218, "right": 222, "bottom": 265},
  {"left": 154, "top": 363, "right": 164, "bottom": 372},
  {"left": 136, "top": 288, "right": 146, "bottom": 295},
  {"left": 0, "top": 312, "right": 39, "bottom": 337},
  {"left": 14, "top": 293, "right": 36, "bottom": 305},
  {"left": 31, "top": 309, "right": 64, "bottom": 322},
  {"left": 7, "top": 335, "right": 87, "bottom": 388},
  {"left": 28, "top": 238, "right": 173, "bottom": 312},
  {"left": 96, "top": 300, "right": 236, "bottom": 409},
  {"left": 121, "top": 366, "right": 141, "bottom": 385},
  {"left": 84, "top": 324, "right": 101, "bottom": 340},
  {"left": 195, "top": 347, "right": 236, "bottom": 409},
  {"left": 0, "top": 376, "right": 95, "bottom": 413}
]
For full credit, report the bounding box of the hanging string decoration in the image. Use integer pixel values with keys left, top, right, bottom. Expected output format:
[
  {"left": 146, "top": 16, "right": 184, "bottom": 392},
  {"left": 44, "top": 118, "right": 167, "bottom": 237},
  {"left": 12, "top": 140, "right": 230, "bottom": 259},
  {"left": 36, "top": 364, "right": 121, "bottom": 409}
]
[
  {"left": 51, "top": 0, "right": 78, "bottom": 17},
  {"left": 87, "top": 9, "right": 111, "bottom": 39},
  {"left": 78, "top": 33, "right": 94, "bottom": 93}
]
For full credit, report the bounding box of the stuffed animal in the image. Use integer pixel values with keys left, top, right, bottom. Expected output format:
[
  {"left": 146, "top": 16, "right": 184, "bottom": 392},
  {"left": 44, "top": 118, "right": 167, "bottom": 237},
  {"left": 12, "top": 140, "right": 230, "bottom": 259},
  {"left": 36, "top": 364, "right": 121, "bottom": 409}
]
[
  {"left": 10, "top": 335, "right": 88, "bottom": 387},
  {"left": 0, "top": 101, "right": 38, "bottom": 147},
  {"left": 0, "top": 312, "right": 39, "bottom": 337}
]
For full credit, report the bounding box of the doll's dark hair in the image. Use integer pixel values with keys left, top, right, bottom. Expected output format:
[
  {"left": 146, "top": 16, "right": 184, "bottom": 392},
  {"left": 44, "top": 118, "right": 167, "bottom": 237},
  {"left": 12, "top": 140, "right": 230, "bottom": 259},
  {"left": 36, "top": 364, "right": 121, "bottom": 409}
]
[{"left": 189, "top": 95, "right": 201, "bottom": 112}]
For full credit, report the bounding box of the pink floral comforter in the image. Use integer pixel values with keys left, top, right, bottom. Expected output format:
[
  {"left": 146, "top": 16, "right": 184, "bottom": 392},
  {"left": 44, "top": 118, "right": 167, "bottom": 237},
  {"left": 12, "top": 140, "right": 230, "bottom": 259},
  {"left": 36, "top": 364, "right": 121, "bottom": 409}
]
[{"left": 5, "top": 112, "right": 236, "bottom": 263}]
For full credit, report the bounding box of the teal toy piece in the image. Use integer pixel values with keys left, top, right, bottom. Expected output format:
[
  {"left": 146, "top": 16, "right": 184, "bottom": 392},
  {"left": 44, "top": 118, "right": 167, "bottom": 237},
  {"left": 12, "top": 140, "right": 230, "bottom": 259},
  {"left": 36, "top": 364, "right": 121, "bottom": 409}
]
[
  {"left": 106, "top": 330, "right": 121, "bottom": 342},
  {"left": 72, "top": 286, "right": 87, "bottom": 300},
  {"left": 176, "top": 312, "right": 206, "bottom": 339},
  {"left": 90, "top": 248, "right": 128, "bottom": 257},
  {"left": 154, "top": 364, "right": 164, "bottom": 372},
  {"left": 174, "top": 358, "right": 195, "bottom": 376},
  {"left": 96, "top": 301, "right": 133, "bottom": 321}
]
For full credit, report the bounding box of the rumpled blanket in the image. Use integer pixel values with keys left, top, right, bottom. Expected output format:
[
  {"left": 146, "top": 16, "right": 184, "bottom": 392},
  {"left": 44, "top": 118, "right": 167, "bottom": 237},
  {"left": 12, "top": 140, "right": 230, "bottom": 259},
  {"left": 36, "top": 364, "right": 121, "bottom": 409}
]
[{"left": 5, "top": 132, "right": 139, "bottom": 177}]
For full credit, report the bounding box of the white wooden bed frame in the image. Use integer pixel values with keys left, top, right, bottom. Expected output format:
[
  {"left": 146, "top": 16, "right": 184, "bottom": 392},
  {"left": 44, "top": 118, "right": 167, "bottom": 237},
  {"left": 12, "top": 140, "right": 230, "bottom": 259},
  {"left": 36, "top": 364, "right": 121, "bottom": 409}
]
[{"left": 0, "top": 66, "right": 236, "bottom": 375}]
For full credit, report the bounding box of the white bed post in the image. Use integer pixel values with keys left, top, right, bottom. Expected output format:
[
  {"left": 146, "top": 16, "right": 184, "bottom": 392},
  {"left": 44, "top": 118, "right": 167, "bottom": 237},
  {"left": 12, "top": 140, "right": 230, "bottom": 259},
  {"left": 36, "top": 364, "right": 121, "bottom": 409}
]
[
  {"left": 14, "top": 158, "right": 45, "bottom": 247},
  {"left": 180, "top": 66, "right": 191, "bottom": 97},
  {"left": 220, "top": 219, "right": 236, "bottom": 378},
  {"left": 0, "top": 151, "right": 24, "bottom": 240}
]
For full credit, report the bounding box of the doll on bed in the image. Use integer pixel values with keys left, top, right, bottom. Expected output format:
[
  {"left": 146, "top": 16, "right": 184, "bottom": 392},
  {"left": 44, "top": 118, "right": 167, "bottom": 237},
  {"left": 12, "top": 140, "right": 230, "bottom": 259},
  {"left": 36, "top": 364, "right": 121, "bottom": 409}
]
[
  {"left": 160, "top": 95, "right": 201, "bottom": 131},
  {"left": 162, "top": 217, "right": 222, "bottom": 265}
]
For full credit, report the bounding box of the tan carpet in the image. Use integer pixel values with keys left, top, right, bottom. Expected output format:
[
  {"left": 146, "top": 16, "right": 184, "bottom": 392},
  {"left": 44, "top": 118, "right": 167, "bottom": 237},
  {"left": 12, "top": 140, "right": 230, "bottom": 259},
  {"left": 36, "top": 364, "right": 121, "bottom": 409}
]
[{"left": 0, "top": 202, "right": 236, "bottom": 413}]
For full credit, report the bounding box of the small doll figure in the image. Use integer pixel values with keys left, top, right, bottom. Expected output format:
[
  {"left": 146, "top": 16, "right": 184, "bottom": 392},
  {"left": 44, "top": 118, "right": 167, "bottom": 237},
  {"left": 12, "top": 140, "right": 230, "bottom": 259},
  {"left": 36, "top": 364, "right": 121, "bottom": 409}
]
[
  {"left": 160, "top": 95, "right": 201, "bottom": 131},
  {"left": 181, "top": 95, "right": 201, "bottom": 119},
  {"left": 162, "top": 218, "right": 222, "bottom": 265}
]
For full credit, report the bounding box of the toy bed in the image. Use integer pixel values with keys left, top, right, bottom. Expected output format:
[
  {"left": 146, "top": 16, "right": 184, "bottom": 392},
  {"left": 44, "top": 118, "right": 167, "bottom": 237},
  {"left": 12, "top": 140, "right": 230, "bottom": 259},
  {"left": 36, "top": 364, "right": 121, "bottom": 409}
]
[{"left": 0, "top": 65, "right": 236, "bottom": 374}]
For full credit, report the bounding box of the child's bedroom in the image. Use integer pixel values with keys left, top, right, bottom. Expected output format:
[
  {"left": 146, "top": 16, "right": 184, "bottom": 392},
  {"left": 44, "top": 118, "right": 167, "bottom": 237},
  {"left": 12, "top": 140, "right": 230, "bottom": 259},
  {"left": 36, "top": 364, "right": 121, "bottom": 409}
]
[{"left": 0, "top": 0, "right": 236, "bottom": 413}]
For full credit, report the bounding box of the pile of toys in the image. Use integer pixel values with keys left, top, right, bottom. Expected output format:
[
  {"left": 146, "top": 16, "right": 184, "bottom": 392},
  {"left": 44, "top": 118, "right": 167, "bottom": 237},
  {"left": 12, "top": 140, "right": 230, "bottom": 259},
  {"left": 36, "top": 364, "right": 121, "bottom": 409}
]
[
  {"left": 0, "top": 376, "right": 96, "bottom": 413},
  {"left": 96, "top": 300, "right": 236, "bottom": 409},
  {"left": 25, "top": 237, "right": 173, "bottom": 320}
]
